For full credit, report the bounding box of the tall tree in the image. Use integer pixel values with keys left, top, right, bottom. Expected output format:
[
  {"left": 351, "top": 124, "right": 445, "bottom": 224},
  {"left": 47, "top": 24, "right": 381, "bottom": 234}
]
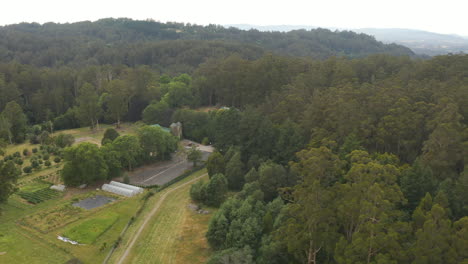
[
  {"left": 75, "top": 82, "right": 102, "bottom": 130},
  {"left": 61, "top": 143, "right": 108, "bottom": 186},
  {"left": 0, "top": 160, "right": 20, "bottom": 202},
  {"left": 225, "top": 152, "right": 244, "bottom": 190},
  {"left": 103, "top": 79, "right": 130, "bottom": 128},
  {"left": 1, "top": 101, "right": 27, "bottom": 143}
]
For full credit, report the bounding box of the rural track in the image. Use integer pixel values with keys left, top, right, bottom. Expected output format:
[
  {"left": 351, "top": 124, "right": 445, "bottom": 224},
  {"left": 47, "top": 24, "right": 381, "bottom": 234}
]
[{"left": 116, "top": 173, "right": 207, "bottom": 264}]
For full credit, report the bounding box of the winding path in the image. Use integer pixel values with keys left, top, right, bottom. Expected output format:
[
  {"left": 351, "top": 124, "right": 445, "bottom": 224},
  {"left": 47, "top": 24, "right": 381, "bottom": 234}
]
[{"left": 116, "top": 173, "right": 207, "bottom": 264}]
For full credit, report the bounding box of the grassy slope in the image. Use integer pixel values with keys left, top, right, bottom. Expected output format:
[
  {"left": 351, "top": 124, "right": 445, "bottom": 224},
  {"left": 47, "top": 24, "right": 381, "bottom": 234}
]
[{"left": 108, "top": 169, "right": 213, "bottom": 264}]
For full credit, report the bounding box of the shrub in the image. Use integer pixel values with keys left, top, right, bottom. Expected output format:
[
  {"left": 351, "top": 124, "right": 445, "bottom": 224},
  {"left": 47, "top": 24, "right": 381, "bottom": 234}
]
[
  {"left": 32, "top": 148, "right": 38, "bottom": 153},
  {"left": 23, "top": 148, "right": 29, "bottom": 156},
  {"left": 23, "top": 166, "right": 32, "bottom": 173},
  {"left": 45, "top": 160, "right": 51, "bottom": 167},
  {"left": 31, "top": 160, "right": 39, "bottom": 168},
  {"left": 43, "top": 154, "right": 50, "bottom": 160},
  {"left": 202, "top": 137, "right": 210, "bottom": 145},
  {"left": 54, "top": 134, "right": 75, "bottom": 148},
  {"left": 54, "top": 157, "right": 61, "bottom": 163},
  {"left": 13, "top": 151, "right": 21, "bottom": 158},
  {"left": 38, "top": 159, "right": 43, "bottom": 164},
  {"left": 123, "top": 174, "right": 130, "bottom": 184},
  {"left": 101, "top": 128, "right": 120, "bottom": 145},
  {"left": 15, "top": 158, "right": 24, "bottom": 165}
]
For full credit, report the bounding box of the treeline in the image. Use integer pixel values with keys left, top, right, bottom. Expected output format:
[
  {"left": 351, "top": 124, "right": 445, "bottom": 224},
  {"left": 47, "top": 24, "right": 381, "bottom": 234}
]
[{"left": 0, "top": 18, "right": 413, "bottom": 69}]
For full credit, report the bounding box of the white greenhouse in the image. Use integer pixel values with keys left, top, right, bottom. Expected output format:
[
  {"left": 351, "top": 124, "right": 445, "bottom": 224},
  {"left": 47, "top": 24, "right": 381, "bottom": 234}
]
[
  {"left": 102, "top": 184, "right": 137, "bottom": 197},
  {"left": 109, "top": 181, "right": 143, "bottom": 194}
]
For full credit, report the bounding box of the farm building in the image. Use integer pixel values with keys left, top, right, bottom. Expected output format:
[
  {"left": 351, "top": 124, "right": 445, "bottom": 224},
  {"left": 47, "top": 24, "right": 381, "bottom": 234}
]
[{"left": 102, "top": 182, "right": 143, "bottom": 197}]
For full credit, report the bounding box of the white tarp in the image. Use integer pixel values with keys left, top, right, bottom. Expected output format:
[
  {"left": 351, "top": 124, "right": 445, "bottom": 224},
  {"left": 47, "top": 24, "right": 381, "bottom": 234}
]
[
  {"left": 50, "top": 184, "right": 65, "bottom": 192},
  {"left": 58, "top": 235, "right": 79, "bottom": 245}
]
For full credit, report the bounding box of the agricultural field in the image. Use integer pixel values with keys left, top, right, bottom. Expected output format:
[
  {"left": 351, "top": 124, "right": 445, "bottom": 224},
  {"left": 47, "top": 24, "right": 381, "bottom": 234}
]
[
  {"left": 0, "top": 188, "right": 142, "bottom": 264},
  {"left": 109, "top": 170, "right": 213, "bottom": 264}
]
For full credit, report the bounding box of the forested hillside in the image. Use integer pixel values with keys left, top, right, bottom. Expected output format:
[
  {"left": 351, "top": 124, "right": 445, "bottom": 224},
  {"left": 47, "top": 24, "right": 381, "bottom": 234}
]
[
  {"left": 0, "top": 18, "right": 413, "bottom": 70},
  {"left": 0, "top": 18, "right": 466, "bottom": 264}
]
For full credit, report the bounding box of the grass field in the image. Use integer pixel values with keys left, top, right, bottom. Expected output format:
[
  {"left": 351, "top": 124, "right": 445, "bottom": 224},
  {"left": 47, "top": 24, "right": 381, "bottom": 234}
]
[
  {"left": 64, "top": 212, "right": 120, "bottom": 244},
  {"left": 108, "top": 169, "right": 213, "bottom": 264}
]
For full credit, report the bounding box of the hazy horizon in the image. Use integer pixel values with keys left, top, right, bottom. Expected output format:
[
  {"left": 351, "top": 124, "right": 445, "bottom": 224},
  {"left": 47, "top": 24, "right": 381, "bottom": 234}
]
[{"left": 2, "top": 0, "right": 468, "bottom": 36}]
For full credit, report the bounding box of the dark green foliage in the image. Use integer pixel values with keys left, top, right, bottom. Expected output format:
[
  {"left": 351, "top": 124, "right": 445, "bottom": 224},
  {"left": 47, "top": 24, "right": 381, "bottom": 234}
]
[
  {"left": 23, "top": 166, "right": 32, "bottom": 173},
  {"left": 244, "top": 168, "right": 259, "bottom": 183},
  {"left": 32, "top": 148, "right": 38, "bottom": 153},
  {"left": 109, "top": 135, "right": 142, "bottom": 171},
  {"left": 142, "top": 101, "right": 172, "bottom": 127},
  {"left": 137, "top": 125, "right": 177, "bottom": 162},
  {"left": 190, "top": 180, "right": 206, "bottom": 202},
  {"left": 258, "top": 161, "right": 290, "bottom": 202},
  {"left": 45, "top": 160, "right": 51, "bottom": 167},
  {"left": 190, "top": 174, "right": 228, "bottom": 207},
  {"left": 1, "top": 101, "right": 27, "bottom": 143},
  {"left": 204, "top": 174, "right": 228, "bottom": 207},
  {"left": 14, "top": 158, "right": 23, "bottom": 165},
  {"left": 54, "top": 134, "right": 75, "bottom": 148},
  {"left": 23, "top": 148, "right": 29, "bottom": 156},
  {"left": 172, "top": 109, "right": 210, "bottom": 142},
  {"left": 43, "top": 154, "right": 50, "bottom": 160},
  {"left": 0, "top": 160, "right": 20, "bottom": 202},
  {"left": 61, "top": 143, "right": 108, "bottom": 186},
  {"left": 53, "top": 157, "right": 61, "bottom": 163},
  {"left": 206, "top": 151, "right": 225, "bottom": 178},
  {"left": 101, "top": 128, "right": 120, "bottom": 145},
  {"left": 225, "top": 152, "right": 244, "bottom": 190},
  {"left": 400, "top": 159, "right": 437, "bottom": 211},
  {"left": 213, "top": 109, "right": 241, "bottom": 152}
]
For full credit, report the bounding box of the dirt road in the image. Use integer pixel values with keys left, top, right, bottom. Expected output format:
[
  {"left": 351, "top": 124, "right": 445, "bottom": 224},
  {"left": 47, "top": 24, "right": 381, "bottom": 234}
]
[{"left": 116, "top": 173, "right": 207, "bottom": 264}]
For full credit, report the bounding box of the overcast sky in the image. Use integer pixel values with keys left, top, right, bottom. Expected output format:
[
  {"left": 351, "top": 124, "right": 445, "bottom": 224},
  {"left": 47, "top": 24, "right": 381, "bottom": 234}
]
[{"left": 2, "top": 0, "right": 467, "bottom": 36}]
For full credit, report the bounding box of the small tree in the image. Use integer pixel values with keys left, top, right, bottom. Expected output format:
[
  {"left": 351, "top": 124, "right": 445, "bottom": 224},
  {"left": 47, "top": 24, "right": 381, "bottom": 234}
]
[
  {"left": 54, "top": 134, "right": 75, "bottom": 148},
  {"left": 101, "top": 128, "right": 120, "bottom": 145},
  {"left": 187, "top": 146, "right": 202, "bottom": 167},
  {"left": 204, "top": 173, "right": 228, "bottom": 207},
  {"left": 207, "top": 151, "right": 225, "bottom": 178},
  {"left": 190, "top": 180, "right": 206, "bottom": 202}
]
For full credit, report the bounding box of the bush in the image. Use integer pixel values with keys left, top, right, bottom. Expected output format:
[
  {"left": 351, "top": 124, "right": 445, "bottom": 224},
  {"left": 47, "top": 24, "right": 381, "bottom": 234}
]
[
  {"left": 13, "top": 151, "right": 21, "bottom": 158},
  {"left": 23, "top": 148, "right": 29, "bottom": 156},
  {"left": 54, "top": 134, "right": 75, "bottom": 148},
  {"left": 43, "top": 154, "right": 50, "bottom": 160},
  {"left": 23, "top": 166, "right": 32, "bottom": 173},
  {"left": 38, "top": 159, "right": 43, "bottom": 164},
  {"left": 123, "top": 174, "right": 130, "bottom": 184},
  {"left": 15, "top": 158, "right": 23, "bottom": 165},
  {"left": 54, "top": 157, "right": 61, "bottom": 163},
  {"left": 31, "top": 160, "right": 39, "bottom": 168},
  {"left": 32, "top": 148, "right": 38, "bottom": 153},
  {"left": 45, "top": 160, "right": 51, "bottom": 167},
  {"left": 202, "top": 137, "right": 210, "bottom": 145},
  {"left": 101, "top": 128, "right": 120, "bottom": 145}
]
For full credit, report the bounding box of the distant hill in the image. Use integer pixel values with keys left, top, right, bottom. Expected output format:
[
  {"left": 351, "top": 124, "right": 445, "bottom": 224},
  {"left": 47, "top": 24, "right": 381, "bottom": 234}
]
[
  {"left": 228, "top": 24, "right": 468, "bottom": 56},
  {"left": 355, "top": 28, "right": 468, "bottom": 56},
  {"left": 0, "top": 18, "right": 414, "bottom": 68}
]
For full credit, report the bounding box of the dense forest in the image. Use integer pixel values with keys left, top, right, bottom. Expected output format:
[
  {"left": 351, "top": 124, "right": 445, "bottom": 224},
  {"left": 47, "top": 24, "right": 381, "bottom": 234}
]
[
  {"left": 0, "top": 19, "right": 467, "bottom": 264},
  {"left": 0, "top": 18, "right": 413, "bottom": 70}
]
